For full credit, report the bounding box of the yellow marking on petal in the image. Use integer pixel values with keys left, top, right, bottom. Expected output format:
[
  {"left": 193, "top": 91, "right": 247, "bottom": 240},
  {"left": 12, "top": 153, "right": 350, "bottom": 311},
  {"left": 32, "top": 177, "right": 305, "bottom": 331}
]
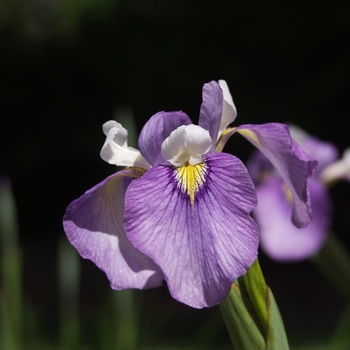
[
  {"left": 216, "top": 127, "right": 236, "bottom": 152},
  {"left": 237, "top": 129, "right": 261, "bottom": 147},
  {"left": 221, "top": 126, "right": 236, "bottom": 137},
  {"left": 283, "top": 184, "right": 293, "bottom": 203},
  {"left": 125, "top": 167, "right": 147, "bottom": 179},
  {"left": 174, "top": 163, "right": 207, "bottom": 207}
]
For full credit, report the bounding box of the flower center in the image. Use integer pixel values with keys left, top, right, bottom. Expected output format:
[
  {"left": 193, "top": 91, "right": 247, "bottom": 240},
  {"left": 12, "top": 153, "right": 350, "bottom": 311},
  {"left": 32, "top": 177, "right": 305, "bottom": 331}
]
[
  {"left": 174, "top": 163, "right": 207, "bottom": 206},
  {"left": 161, "top": 124, "right": 212, "bottom": 206}
]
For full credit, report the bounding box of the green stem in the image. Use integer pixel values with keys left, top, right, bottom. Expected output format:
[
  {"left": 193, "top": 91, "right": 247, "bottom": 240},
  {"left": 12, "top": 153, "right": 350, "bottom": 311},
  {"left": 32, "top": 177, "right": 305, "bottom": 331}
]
[
  {"left": 58, "top": 236, "right": 80, "bottom": 350},
  {"left": 0, "top": 178, "right": 22, "bottom": 350}
]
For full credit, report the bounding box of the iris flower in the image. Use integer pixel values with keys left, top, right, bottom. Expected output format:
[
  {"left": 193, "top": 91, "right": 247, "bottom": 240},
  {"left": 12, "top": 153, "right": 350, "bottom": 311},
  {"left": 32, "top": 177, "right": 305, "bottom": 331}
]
[
  {"left": 63, "top": 81, "right": 316, "bottom": 308},
  {"left": 248, "top": 126, "right": 349, "bottom": 261}
]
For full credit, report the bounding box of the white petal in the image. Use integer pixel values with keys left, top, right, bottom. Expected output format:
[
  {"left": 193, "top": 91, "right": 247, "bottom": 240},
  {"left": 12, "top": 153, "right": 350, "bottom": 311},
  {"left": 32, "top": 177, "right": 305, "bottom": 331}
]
[
  {"left": 161, "top": 124, "right": 212, "bottom": 166},
  {"left": 185, "top": 124, "right": 212, "bottom": 156},
  {"left": 102, "top": 121, "right": 127, "bottom": 145},
  {"left": 320, "top": 148, "right": 350, "bottom": 184},
  {"left": 100, "top": 121, "right": 151, "bottom": 169},
  {"left": 218, "top": 80, "right": 237, "bottom": 136}
]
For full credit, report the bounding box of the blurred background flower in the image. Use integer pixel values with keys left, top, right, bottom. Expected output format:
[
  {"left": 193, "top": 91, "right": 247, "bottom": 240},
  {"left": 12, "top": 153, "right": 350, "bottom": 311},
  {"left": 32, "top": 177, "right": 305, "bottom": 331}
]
[{"left": 247, "top": 127, "right": 338, "bottom": 261}]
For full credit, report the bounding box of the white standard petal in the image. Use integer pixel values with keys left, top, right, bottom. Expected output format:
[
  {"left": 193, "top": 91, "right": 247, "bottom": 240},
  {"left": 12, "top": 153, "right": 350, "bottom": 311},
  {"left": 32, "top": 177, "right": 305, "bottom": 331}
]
[
  {"left": 218, "top": 80, "right": 237, "bottom": 137},
  {"left": 100, "top": 120, "right": 151, "bottom": 169},
  {"left": 320, "top": 148, "right": 350, "bottom": 184},
  {"left": 161, "top": 124, "right": 212, "bottom": 166}
]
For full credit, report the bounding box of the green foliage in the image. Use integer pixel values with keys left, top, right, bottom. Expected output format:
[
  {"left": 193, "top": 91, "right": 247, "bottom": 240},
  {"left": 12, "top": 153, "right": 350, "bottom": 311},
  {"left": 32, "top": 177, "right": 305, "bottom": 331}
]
[{"left": 220, "top": 259, "right": 289, "bottom": 350}]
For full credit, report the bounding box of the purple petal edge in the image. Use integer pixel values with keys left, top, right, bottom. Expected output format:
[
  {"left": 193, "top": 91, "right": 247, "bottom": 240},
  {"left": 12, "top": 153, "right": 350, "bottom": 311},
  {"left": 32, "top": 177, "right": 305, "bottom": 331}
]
[
  {"left": 300, "top": 135, "right": 339, "bottom": 176},
  {"left": 198, "top": 81, "right": 223, "bottom": 150},
  {"left": 63, "top": 169, "right": 164, "bottom": 290}
]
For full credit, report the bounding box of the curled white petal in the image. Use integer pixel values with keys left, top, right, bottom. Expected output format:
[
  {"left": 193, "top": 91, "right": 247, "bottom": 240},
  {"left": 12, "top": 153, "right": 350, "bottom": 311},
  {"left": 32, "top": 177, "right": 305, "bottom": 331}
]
[
  {"left": 100, "top": 121, "right": 151, "bottom": 169},
  {"left": 218, "top": 80, "right": 237, "bottom": 137},
  {"left": 320, "top": 148, "right": 350, "bottom": 184},
  {"left": 161, "top": 124, "right": 212, "bottom": 166}
]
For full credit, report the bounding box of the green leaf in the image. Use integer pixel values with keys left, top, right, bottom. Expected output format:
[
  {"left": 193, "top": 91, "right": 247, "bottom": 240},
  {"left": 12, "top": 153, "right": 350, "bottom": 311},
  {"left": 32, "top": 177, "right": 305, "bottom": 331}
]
[
  {"left": 220, "top": 282, "right": 266, "bottom": 350},
  {"left": 265, "top": 288, "right": 289, "bottom": 350},
  {"left": 242, "top": 259, "right": 268, "bottom": 332}
]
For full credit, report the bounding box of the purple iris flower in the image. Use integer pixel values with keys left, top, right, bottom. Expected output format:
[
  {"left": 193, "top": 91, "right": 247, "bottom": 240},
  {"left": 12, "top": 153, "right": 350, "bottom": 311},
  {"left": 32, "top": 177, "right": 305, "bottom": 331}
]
[
  {"left": 248, "top": 126, "right": 341, "bottom": 261},
  {"left": 63, "top": 81, "right": 316, "bottom": 308}
]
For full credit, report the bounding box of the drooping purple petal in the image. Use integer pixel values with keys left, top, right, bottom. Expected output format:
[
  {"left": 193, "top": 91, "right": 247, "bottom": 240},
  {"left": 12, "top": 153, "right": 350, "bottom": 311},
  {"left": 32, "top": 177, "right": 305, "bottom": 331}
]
[
  {"left": 123, "top": 153, "right": 258, "bottom": 308},
  {"left": 255, "top": 175, "right": 332, "bottom": 261},
  {"left": 63, "top": 168, "right": 164, "bottom": 290},
  {"left": 138, "top": 111, "right": 192, "bottom": 166},
  {"left": 198, "top": 81, "right": 223, "bottom": 150},
  {"left": 235, "top": 123, "right": 317, "bottom": 228}
]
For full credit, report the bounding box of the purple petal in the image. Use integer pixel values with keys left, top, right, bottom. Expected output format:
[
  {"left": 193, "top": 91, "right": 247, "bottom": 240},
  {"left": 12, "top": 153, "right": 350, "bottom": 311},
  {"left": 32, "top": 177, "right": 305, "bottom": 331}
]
[
  {"left": 138, "top": 111, "right": 192, "bottom": 166},
  {"left": 63, "top": 169, "right": 164, "bottom": 290},
  {"left": 236, "top": 123, "right": 317, "bottom": 228},
  {"left": 198, "top": 81, "right": 223, "bottom": 150},
  {"left": 255, "top": 175, "right": 332, "bottom": 261},
  {"left": 124, "top": 153, "right": 258, "bottom": 308}
]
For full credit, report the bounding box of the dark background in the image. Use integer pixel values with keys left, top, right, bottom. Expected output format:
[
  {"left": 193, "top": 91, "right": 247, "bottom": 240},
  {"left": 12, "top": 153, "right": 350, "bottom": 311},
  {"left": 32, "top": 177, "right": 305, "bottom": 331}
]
[{"left": 1, "top": 0, "right": 350, "bottom": 347}]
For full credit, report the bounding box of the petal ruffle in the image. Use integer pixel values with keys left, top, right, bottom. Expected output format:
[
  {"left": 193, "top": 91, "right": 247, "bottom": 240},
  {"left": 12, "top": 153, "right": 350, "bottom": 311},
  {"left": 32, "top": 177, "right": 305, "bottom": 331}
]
[
  {"left": 63, "top": 168, "right": 164, "bottom": 290},
  {"left": 235, "top": 123, "right": 317, "bottom": 228},
  {"left": 138, "top": 111, "right": 192, "bottom": 166},
  {"left": 198, "top": 81, "right": 223, "bottom": 150},
  {"left": 301, "top": 136, "right": 338, "bottom": 175},
  {"left": 100, "top": 121, "right": 151, "bottom": 169},
  {"left": 255, "top": 175, "right": 332, "bottom": 261},
  {"left": 123, "top": 153, "right": 258, "bottom": 308}
]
